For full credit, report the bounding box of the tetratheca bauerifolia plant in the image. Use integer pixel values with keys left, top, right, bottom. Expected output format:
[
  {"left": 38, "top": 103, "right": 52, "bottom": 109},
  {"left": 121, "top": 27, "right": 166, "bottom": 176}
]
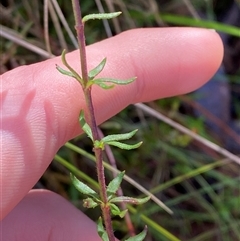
[{"left": 56, "top": 1, "right": 149, "bottom": 240}]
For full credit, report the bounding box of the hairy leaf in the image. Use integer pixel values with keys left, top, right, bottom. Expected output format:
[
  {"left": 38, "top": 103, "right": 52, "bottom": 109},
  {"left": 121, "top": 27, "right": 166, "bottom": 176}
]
[
  {"left": 79, "top": 110, "right": 93, "bottom": 141},
  {"left": 70, "top": 173, "right": 97, "bottom": 197},
  {"left": 102, "top": 129, "right": 138, "bottom": 143},
  {"left": 88, "top": 58, "right": 107, "bottom": 79},
  {"left": 60, "top": 49, "right": 83, "bottom": 84},
  {"left": 94, "top": 82, "right": 115, "bottom": 89},
  {"left": 93, "top": 77, "right": 136, "bottom": 85},
  {"left": 110, "top": 196, "right": 150, "bottom": 205},
  {"left": 97, "top": 217, "right": 109, "bottom": 241},
  {"left": 56, "top": 65, "right": 76, "bottom": 78},
  {"left": 82, "top": 12, "right": 122, "bottom": 23},
  {"left": 106, "top": 141, "right": 143, "bottom": 150},
  {"left": 110, "top": 203, "right": 128, "bottom": 218},
  {"left": 125, "top": 227, "right": 147, "bottom": 241},
  {"left": 107, "top": 171, "right": 125, "bottom": 195}
]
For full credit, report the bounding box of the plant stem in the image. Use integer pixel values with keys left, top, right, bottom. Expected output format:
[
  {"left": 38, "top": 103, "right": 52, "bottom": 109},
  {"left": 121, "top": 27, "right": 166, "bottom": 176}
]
[
  {"left": 71, "top": 1, "right": 115, "bottom": 240},
  {"left": 85, "top": 91, "right": 115, "bottom": 241},
  {"left": 71, "top": 0, "right": 87, "bottom": 85}
]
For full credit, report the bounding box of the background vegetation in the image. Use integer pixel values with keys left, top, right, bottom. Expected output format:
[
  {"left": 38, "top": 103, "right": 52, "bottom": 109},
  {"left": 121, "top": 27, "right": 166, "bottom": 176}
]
[{"left": 1, "top": 0, "right": 240, "bottom": 240}]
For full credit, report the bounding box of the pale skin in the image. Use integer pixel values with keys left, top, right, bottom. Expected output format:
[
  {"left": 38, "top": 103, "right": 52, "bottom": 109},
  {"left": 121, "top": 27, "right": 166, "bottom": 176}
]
[{"left": 1, "top": 28, "right": 223, "bottom": 240}]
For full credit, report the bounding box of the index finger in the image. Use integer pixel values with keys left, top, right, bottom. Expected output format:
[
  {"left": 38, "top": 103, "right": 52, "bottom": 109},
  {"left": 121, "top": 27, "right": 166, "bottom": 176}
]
[{"left": 1, "top": 27, "right": 223, "bottom": 219}]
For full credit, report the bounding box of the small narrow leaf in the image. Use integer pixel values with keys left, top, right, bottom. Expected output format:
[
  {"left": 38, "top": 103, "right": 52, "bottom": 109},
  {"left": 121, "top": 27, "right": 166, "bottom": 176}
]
[
  {"left": 107, "top": 171, "right": 125, "bottom": 194},
  {"left": 82, "top": 12, "right": 122, "bottom": 23},
  {"left": 94, "top": 82, "right": 115, "bottom": 89},
  {"left": 79, "top": 110, "right": 93, "bottom": 141},
  {"left": 102, "top": 129, "right": 138, "bottom": 143},
  {"left": 83, "top": 197, "right": 99, "bottom": 208},
  {"left": 110, "top": 196, "right": 150, "bottom": 205},
  {"left": 56, "top": 65, "right": 76, "bottom": 78},
  {"left": 110, "top": 203, "right": 128, "bottom": 218},
  {"left": 125, "top": 226, "right": 147, "bottom": 241},
  {"left": 107, "top": 141, "right": 143, "bottom": 150},
  {"left": 109, "top": 203, "right": 120, "bottom": 214},
  {"left": 118, "top": 209, "right": 128, "bottom": 218},
  {"left": 60, "top": 49, "right": 83, "bottom": 84},
  {"left": 93, "top": 77, "right": 136, "bottom": 86},
  {"left": 70, "top": 173, "right": 97, "bottom": 197},
  {"left": 97, "top": 217, "right": 109, "bottom": 241},
  {"left": 88, "top": 58, "right": 107, "bottom": 79}
]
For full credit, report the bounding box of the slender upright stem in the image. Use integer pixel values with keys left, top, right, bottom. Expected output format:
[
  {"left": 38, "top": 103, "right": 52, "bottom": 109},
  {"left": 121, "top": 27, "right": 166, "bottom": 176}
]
[
  {"left": 71, "top": 1, "right": 115, "bottom": 240},
  {"left": 72, "top": 0, "right": 88, "bottom": 85}
]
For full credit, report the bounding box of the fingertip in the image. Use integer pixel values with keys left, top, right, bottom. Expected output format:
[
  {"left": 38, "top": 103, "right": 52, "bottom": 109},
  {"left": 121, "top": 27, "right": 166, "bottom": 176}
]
[
  {"left": 168, "top": 27, "right": 224, "bottom": 96},
  {"left": 123, "top": 27, "right": 224, "bottom": 102}
]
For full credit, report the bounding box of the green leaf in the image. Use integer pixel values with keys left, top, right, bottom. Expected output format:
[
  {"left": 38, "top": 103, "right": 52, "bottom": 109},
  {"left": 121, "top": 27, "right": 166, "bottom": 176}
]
[
  {"left": 109, "top": 203, "right": 128, "bottom": 218},
  {"left": 101, "top": 130, "right": 142, "bottom": 150},
  {"left": 91, "top": 77, "right": 136, "bottom": 89},
  {"left": 70, "top": 173, "right": 97, "bottom": 197},
  {"left": 107, "top": 171, "right": 125, "bottom": 195},
  {"left": 56, "top": 65, "right": 76, "bottom": 78},
  {"left": 79, "top": 110, "right": 93, "bottom": 141},
  {"left": 60, "top": 49, "right": 83, "bottom": 85},
  {"left": 102, "top": 129, "right": 138, "bottom": 143},
  {"left": 106, "top": 141, "right": 143, "bottom": 150},
  {"left": 94, "top": 82, "right": 115, "bottom": 89},
  {"left": 93, "top": 77, "right": 136, "bottom": 86},
  {"left": 88, "top": 58, "right": 107, "bottom": 80},
  {"left": 110, "top": 196, "right": 150, "bottom": 205},
  {"left": 97, "top": 217, "right": 109, "bottom": 241},
  {"left": 109, "top": 203, "right": 120, "bottom": 215},
  {"left": 82, "top": 12, "right": 122, "bottom": 23},
  {"left": 125, "top": 226, "right": 147, "bottom": 241},
  {"left": 83, "top": 197, "right": 99, "bottom": 208}
]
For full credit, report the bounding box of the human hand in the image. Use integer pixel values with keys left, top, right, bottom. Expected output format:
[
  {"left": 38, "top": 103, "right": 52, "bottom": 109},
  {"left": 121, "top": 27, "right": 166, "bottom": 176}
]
[{"left": 1, "top": 28, "right": 223, "bottom": 240}]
